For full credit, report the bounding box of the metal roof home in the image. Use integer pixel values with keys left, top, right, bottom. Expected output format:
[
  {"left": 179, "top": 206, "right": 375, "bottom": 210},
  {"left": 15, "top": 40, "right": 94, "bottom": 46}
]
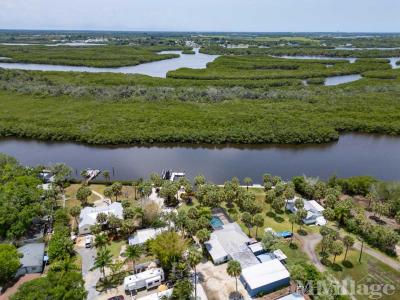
[
  {"left": 79, "top": 202, "right": 123, "bottom": 234},
  {"left": 16, "top": 243, "right": 45, "bottom": 277}
]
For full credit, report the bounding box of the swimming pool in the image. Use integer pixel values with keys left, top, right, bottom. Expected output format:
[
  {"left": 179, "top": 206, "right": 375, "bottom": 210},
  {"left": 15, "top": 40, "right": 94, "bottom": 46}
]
[{"left": 210, "top": 216, "right": 224, "bottom": 230}]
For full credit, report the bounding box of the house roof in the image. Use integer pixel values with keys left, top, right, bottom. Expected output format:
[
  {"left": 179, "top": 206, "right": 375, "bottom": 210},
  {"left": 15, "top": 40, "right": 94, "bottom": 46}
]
[
  {"left": 128, "top": 228, "right": 166, "bottom": 245},
  {"left": 79, "top": 202, "right": 123, "bottom": 228},
  {"left": 307, "top": 200, "right": 325, "bottom": 212},
  {"left": 205, "top": 238, "right": 228, "bottom": 261},
  {"left": 205, "top": 222, "right": 258, "bottom": 268},
  {"left": 241, "top": 259, "right": 290, "bottom": 290},
  {"left": 18, "top": 243, "right": 45, "bottom": 268},
  {"left": 248, "top": 242, "right": 263, "bottom": 254}
]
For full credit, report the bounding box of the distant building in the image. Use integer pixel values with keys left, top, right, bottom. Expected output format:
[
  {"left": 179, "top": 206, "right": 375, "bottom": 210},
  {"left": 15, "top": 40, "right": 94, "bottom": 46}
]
[
  {"left": 16, "top": 243, "right": 45, "bottom": 277},
  {"left": 123, "top": 268, "right": 164, "bottom": 291},
  {"left": 78, "top": 202, "right": 123, "bottom": 235},
  {"left": 286, "top": 198, "right": 326, "bottom": 225},
  {"left": 240, "top": 259, "right": 290, "bottom": 297}
]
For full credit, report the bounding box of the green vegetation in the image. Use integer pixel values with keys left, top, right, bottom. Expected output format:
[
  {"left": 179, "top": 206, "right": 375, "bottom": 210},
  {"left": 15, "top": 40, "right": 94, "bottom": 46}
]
[
  {"left": 201, "top": 46, "right": 400, "bottom": 58},
  {"left": 0, "top": 45, "right": 181, "bottom": 67},
  {"left": 0, "top": 153, "right": 42, "bottom": 239},
  {"left": 1, "top": 87, "right": 400, "bottom": 144},
  {"left": 182, "top": 49, "right": 195, "bottom": 54},
  {"left": 0, "top": 244, "right": 20, "bottom": 286},
  {"left": 12, "top": 207, "right": 87, "bottom": 300}
]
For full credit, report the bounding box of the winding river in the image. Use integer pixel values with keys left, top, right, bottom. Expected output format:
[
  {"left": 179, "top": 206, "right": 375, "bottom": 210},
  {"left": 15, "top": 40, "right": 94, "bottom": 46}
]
[
  {"left": 0, "top": 48, "right": 219, "bottom": 78},
  {"left": 0, "top": 134, "right": 399, "bottom": 183}
]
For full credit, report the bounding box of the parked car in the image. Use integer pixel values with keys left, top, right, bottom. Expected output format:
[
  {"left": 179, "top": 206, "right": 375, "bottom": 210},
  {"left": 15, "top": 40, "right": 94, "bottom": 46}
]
[{"left": 85, "top": 235, "right": 93, "bottom": 248}]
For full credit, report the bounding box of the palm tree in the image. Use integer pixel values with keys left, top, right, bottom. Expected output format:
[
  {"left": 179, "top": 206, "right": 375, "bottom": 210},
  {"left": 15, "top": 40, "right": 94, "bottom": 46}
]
[
  {"left": 288, "top": 214, "right": 297, "bottom": 244},
  {"left": 227, "top": 260, "right": 242, "bottom": 295},
  {"left": 125, "top": 245, "right": 143, "bottom": 273},
  {"left": 92, "top": 248, "right": 113, "bottom": 281},
  {"left": 69, "top": 206, "right": 81, "bottom": 227},
  {"left": 343, "top": 235, "right": 355, "bottom": 261},
  {"left": 102, "top": 170, "right": 110, "bottom": 184},
  {"left": 188, "top": 248, "right": 203, "bottom": 300},
  {"left": 253, "top": 214, "right": 264, "bottom": 239},
  {"left": 94, "top": 233, "right": 108, "bottom": 249},
  {"left": 243, "top": 177, "right": 252, "bottom": 191}
]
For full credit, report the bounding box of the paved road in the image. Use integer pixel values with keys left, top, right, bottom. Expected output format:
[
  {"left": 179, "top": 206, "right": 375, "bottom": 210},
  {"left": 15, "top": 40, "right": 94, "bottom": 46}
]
[{"left": 77, "top": 245, "right": 100, "bottom": 300}]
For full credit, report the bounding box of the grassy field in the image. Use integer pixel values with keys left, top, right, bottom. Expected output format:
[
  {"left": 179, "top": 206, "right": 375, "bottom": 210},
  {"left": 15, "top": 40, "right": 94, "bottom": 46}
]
[
  {"left": 0, "top": 45, "right": 181, "bottom": 67},
  {"left": 321, "top": 246, "right": 400, "bottom": 300}
]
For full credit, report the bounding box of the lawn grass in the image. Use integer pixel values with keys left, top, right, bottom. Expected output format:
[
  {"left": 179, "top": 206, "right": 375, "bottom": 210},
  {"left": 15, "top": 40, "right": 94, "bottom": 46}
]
[
  {"left": 231, "top": 190, "right": 320, "bottom": 239},
  {"left": 322, "top": 247, "right": 400, "bottom": 300},
  {"left": 108, "top": 240, "right": 125, "bottom": 260}
]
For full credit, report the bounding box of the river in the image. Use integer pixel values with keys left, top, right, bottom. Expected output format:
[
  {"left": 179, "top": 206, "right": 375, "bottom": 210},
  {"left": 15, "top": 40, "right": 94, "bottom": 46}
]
[
  {"left": 0, "top": 48, "right": 219, "bottom": 78},
  {"left": 0, "top": 134, "right": 399, "bottom": 183}
]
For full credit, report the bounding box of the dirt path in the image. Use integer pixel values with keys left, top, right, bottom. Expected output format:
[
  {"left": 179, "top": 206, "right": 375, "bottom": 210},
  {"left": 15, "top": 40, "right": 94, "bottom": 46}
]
[
  {"left": 91, "top": 190, "right": 110, "bottom": 207},
  {"left": 353, "top": 241, "right": 400, "bottom": 271},
  {"left": 296, "top": 233, "right": 325, "bottom": 272}
]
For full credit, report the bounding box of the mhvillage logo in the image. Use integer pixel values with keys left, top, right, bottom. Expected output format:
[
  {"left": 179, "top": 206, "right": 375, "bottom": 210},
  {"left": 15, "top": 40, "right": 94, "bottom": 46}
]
[{"left": 294, "top": 274, "right": 397, "bottom": 299}]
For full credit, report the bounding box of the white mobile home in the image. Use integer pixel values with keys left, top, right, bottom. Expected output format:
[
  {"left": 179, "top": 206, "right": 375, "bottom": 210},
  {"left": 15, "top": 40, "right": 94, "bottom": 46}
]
[
  {"left": 124, "top": 268, "right": 164, "bottom": 291},
  {"left": 286, "top": 198, "right": 326, "bottom": 225}
]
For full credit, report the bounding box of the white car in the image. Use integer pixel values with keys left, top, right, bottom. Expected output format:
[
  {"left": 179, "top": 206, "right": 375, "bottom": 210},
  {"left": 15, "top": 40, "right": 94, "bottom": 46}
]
[{"left": 85, "top": 235, "right": 93, "bottom": 248}]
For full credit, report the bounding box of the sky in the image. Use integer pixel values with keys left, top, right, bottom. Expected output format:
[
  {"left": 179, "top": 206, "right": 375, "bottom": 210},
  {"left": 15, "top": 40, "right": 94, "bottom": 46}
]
[{"left": 0, "top": 0, "right": 399, "bottom": 32}]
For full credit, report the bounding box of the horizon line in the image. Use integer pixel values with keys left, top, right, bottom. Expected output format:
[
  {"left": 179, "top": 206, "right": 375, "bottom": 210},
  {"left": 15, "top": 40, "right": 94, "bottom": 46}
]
[{"left": 1, "top": 28, "right": 400, "bottom": 34}]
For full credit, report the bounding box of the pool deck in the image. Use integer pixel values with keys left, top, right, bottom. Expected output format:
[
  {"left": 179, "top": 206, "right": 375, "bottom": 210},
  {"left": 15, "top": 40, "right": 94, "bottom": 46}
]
[{"left": 211, "top": 208, "right": 232, "bottom": 225}]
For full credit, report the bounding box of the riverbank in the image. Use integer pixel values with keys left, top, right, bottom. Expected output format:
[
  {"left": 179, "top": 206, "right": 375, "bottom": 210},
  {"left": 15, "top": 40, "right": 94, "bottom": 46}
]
[{"left": 2, "top": 134, "right": 400, "bottom": 181}]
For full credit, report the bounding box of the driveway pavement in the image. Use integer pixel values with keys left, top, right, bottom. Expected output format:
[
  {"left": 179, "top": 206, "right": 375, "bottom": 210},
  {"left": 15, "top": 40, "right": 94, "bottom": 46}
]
[{"left": 76, "top": 239, "right": 101, "bottom": 300}]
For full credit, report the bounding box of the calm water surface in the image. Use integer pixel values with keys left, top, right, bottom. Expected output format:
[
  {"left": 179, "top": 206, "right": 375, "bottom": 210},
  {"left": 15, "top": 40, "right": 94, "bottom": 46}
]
[
  {"left": 0, "top": 134, "right": 399, "bottom": 183},
  {"left": 0, "top": 48, "right": 219, "bottom": 78},
  {"left": 325, "top": 74, "right": 362, "bottom": 86}
]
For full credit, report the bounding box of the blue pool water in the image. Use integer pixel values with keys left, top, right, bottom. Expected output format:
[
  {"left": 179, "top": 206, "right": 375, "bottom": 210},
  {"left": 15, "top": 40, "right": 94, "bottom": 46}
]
[{"left": 210, "top": 216, "right": 224, "bottom": 229}]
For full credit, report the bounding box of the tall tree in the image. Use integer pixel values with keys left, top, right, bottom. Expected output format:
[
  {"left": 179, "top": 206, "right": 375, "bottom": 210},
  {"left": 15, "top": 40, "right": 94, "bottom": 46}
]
[
  {"left": 295, "top": 208, "right": 308, "bottom": 232},
  {"left": 111, "top": 182, "right": 123, "bottom": 201},
  {"left": 69, "top": 206, "right": 81, "bottom": 227},
  {"left": 243, "top": 177, "right": 253, "bottom": 191},
  {"left": 194, "top": 174, "right": 206, "bottom": 188},
  {"left": 343, "top": 235, "right": 355, "bottom": 261},
  {"left": 94, "top": 233, "right": 108, "bottom": 249},
  {"left": 149, "top": 231, "right": 189, "bottom": 270},
  {"left": 125, "top": 245, "right": 143, "bottom": 272},
  {"left": 92, "top": 248, "right": 113, "bottom": 281},
  {"left": 262, "top": 231, "right": 280, "bottom": 251},
  {"left": 76, "top": 186, "right": 92, "bottom": 206},
  {"left": 0, "top": 244, "right": 20, "bottom": 286},
  {"left": 241, "top": 212, "right": 253, "bottom": 235},
  {"left": 253, "top": 214, "right": 264, "bottom": 239},
  {"left": 188, "top": 247, "right": 203, "bottom": 300},
  {"left": 196, "top": 228, "right": 211, "bottom": 244},
  {"left": 227, "top": 260, "right": 242, "bottom": 295},
  {"left": 102, "top": 170, "right": 110, "bottom": 184},
  {"left": 330, "top": 240, "right": 344, "bottom": 263}
]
